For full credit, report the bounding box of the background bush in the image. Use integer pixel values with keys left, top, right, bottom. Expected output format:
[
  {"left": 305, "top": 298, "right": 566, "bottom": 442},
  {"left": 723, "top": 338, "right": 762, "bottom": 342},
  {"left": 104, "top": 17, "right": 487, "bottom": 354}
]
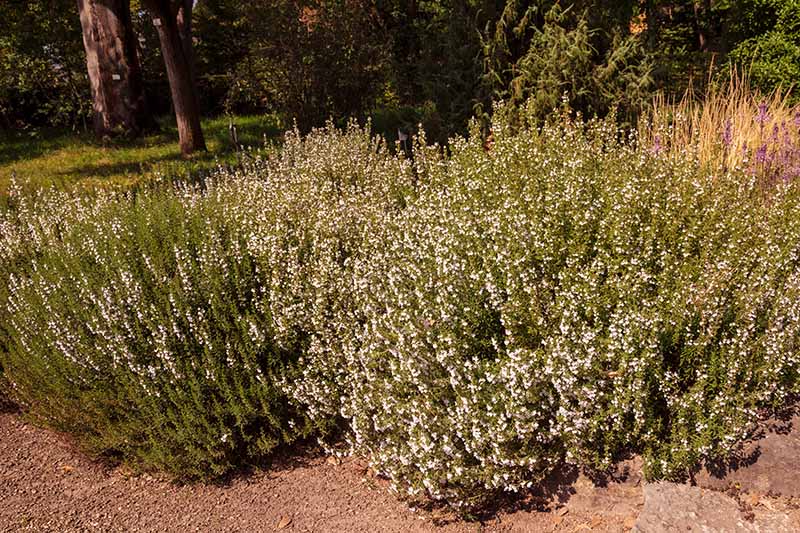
[
  {"left": 728, "top": 1, "right": 800, "bottom": 98},
  {"left": 0, "top": 0, "right": 90, "bottom": 130}
]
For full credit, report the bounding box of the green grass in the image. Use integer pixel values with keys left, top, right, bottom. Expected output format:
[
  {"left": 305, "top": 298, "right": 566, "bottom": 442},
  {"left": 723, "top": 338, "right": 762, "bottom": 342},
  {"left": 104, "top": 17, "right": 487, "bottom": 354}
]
[{"left": 0, "top": 114, "right": 283, "bottom": 194}]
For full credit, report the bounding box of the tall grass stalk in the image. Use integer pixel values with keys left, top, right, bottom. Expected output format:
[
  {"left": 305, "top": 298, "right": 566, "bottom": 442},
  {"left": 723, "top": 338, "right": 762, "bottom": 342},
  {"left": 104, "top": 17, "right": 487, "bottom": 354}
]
[{"left": 641, "top": 71, "right": 800, "bottom": 184}]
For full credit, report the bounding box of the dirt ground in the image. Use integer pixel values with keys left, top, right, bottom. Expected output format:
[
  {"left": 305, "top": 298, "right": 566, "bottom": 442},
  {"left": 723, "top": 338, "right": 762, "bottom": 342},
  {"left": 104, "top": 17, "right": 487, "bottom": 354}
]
[{"left": 1, "top": 401, "right": 799, "bottom": 532}]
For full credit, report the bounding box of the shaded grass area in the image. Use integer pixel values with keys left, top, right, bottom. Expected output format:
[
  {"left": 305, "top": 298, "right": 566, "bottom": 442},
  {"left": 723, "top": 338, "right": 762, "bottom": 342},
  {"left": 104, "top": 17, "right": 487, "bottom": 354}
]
[{"left": 0, "top": 115, "right": 283, "bottom": 194}]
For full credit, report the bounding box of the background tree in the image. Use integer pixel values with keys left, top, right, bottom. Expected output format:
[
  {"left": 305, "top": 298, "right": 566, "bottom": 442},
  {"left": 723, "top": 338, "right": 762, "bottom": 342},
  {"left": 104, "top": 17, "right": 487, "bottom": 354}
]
[
  {"left": 641, "top": 0, "right": 722, "bottom": 93},
  {"left": 76, "top": 0, "right": 152, "bottom": 137},
  {"left": 230, "top": 0, "right": 391, "bottom": 132},
  {"left": 141, "top": 0, "right": 206, "bottom": 155},
  {"left": 479, "top": 1, "right": 652, "bottom": 124},
  {"left": 3, "top": 0, "right": 800, "bottom": 139},
  {"left": 0, "top": 0, "right": 90, "bottom": 130},
  {"left": 192, "top": 0, "right": 250, "bottom": 114},
  {"left": 374, "top": 0, "right": 504, "bottom": 140}
]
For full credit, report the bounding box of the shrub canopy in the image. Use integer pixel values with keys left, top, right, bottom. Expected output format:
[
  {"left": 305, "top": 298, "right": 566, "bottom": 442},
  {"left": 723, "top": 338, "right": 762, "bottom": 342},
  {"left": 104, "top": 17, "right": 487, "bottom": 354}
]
[{"left": 2, "top": 105, "right": 800, "bottom": 509}]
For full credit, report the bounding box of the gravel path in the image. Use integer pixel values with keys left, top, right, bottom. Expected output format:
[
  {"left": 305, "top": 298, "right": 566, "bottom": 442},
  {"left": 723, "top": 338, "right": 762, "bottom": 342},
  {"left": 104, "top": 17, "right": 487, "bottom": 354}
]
[
  {"left": 1, "top": 404, "right": 799, "bottom": 532},
  {"left": 0, "top": 411, "right": 464, "bottom": 532}
]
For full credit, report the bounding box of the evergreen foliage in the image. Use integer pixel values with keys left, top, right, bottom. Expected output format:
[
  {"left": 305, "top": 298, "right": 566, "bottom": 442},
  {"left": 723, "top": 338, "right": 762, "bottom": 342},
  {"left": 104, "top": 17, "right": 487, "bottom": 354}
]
[{"left": 479, "top": 2, "right": 652, "bottom": 124}]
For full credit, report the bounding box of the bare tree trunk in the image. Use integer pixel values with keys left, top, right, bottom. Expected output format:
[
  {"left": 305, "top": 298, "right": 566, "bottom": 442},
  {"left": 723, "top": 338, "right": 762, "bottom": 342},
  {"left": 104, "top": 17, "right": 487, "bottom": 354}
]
[
  {"left": 77, "top": 0, "right": 151, "bottom": 137},
  {"left": 176, "top": 0, "right": 197, "bottom": 86},
  {"left": 144, "top": 0, "right": 206, "bottom": 155}
]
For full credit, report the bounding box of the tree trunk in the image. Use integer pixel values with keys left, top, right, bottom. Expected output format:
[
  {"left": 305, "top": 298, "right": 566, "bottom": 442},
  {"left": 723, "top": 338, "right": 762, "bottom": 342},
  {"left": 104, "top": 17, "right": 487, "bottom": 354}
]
[
  {"left": 176, "top": 0, "right": 198, "bottom": 87},
  {"left": 77, "top": 0, "right": 151, "bottom": 137},
  {"left": 144, "top": 0, "right": 206, "bottom": 155}
]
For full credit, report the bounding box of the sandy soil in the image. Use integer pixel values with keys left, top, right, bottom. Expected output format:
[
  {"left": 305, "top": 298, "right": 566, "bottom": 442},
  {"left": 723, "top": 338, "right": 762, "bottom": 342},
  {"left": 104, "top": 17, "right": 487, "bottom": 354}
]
[{"left": 1, "top": 401, "right": 798, "bottom": 532}]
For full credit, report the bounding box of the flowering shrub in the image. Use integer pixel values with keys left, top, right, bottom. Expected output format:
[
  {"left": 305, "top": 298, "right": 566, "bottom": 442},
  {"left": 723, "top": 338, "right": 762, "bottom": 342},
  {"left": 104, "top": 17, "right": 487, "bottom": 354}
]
[
  {"left": 2, "top": 107, "right": 800, "bottom": 509},
  {"left": 291, "top": 110, "right": 800, "bottom": 507},
  {"left": 0, "top": 122, "right": 415, "bottom": 477}
]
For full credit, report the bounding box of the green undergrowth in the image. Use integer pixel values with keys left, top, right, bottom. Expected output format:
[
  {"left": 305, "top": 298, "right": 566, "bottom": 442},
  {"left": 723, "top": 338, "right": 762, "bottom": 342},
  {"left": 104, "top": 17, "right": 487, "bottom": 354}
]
[
  {"left": 0, "top": 114, "right": 282, "bottom": 195},
  {"left": 1, "top": 105, "right": 799, "bottom": 510}
]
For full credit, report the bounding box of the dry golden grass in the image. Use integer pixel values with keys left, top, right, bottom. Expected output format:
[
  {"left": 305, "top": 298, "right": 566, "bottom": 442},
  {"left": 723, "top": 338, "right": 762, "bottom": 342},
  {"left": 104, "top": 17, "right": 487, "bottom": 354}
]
[{"left": 640, "top": 71, "right": 800, "bottom": 177}]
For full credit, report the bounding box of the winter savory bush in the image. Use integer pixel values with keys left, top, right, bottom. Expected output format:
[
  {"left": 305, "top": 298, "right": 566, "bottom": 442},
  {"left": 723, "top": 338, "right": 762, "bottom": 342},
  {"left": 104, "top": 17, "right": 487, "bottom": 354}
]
[
  {"left": 0, "top": 123, "right": 415, "bottom": 477},
  {"left": 1, "top": 101, "right": 799, "bottom": 510},
  {"left": 292, "top": 106, "right": 800, "bottom": 508}
]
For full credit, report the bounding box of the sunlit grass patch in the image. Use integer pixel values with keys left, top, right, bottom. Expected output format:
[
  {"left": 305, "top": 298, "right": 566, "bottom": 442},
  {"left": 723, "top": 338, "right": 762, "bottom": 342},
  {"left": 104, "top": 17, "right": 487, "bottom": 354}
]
[{"left": 0, "top": 114, "right": 282, "bottom": 194}]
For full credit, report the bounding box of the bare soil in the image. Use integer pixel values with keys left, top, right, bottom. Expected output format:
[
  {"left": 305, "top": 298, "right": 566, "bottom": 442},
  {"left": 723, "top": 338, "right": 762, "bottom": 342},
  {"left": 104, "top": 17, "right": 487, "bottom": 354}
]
[{"left": 1, "top": 404, "right": 799, "bottom": 532}]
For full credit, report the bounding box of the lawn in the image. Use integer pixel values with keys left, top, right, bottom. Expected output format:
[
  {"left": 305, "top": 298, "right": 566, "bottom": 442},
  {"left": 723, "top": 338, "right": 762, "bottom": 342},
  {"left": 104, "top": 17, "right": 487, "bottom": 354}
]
[{"left": 0, "top": 115, "right": 283, "bottom": 194}]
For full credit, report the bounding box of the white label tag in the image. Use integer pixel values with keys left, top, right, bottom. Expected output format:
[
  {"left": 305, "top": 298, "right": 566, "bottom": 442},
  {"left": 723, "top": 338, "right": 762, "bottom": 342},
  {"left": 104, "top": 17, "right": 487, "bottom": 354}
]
[{"left": 112, "top": 74, "right": 121, "bottom": 81}]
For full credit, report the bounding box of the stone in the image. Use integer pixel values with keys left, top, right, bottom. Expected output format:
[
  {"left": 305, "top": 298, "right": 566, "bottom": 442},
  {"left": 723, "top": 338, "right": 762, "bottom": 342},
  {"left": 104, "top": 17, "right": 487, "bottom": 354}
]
[
  {"left": 634, "top": 482, "right": 797, "bottom": 533},
  {"left": 696, "top": 414, "right": 800, "bottom": 498}
]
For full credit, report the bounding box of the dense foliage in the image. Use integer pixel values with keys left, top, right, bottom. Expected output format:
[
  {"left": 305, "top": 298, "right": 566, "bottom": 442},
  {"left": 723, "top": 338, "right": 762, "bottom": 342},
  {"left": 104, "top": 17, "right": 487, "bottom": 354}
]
[
  {"left": 2, "top": 97, "right": 800, "bottom": 508},
  {"left": 4, "top": 0, "right": 800, "bottom": 137},
  {"left": 727, "top": 1, "right": 800, "bottom": 96},
  {"left": 224, "top": 0, "right": 391, "bottom": 130},
  {"left": 479, "top": 1, "right": 652, "bottom": 123},
  {"left": 0, "top": 0, "right": 90, "bottom": 129}
]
